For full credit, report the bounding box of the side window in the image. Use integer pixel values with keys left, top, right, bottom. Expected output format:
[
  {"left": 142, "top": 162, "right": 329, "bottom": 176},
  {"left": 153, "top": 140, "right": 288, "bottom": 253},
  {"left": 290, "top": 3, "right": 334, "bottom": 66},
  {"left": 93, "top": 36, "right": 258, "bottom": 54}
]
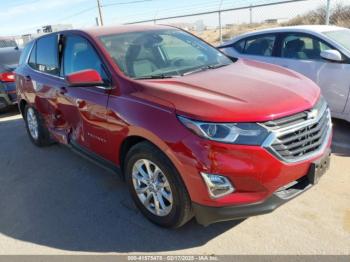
[
  {"left": 233, "top": 40, "right": 245, "bottom": 53},
  {"left": 19, "top": 41, "right": 34, "bottom": 65},
  {"left": 28, "top": 42, "right": 37, "bottom": 69},
  {"left": 63, "top": 35, "right": 107, "bottom": 81},
  {"left": 281, "top": 34, "right": 332, "bottom": 60},
  {"left": 36, "top": 34, "right": 59, "bottom": 75},
  {"left": 243, "top": 35, "right": 276, "bottom": 56}
]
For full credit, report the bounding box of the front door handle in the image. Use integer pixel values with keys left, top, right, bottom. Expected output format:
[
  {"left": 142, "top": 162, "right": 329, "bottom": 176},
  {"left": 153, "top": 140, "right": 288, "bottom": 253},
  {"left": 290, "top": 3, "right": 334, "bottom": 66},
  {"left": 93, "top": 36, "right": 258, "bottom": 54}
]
[{"left": 59, "top": 87, "right": 67, "bottom": 95}]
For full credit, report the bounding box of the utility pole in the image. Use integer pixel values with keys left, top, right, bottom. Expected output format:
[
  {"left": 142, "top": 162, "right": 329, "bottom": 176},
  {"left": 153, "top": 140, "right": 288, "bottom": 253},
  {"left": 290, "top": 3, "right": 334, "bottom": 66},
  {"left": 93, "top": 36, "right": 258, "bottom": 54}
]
[
  {"left": 249, "top": 4, "right": 253, "bottom": 24},
  {"left": 97, "top": 0, "right": 104, "bottom": 26},
  {"left": 218, "top": 0, "right": 224, "bottom": 44},
  {"left": 326, "top": 0, "right": 331, "bottom": 25}
]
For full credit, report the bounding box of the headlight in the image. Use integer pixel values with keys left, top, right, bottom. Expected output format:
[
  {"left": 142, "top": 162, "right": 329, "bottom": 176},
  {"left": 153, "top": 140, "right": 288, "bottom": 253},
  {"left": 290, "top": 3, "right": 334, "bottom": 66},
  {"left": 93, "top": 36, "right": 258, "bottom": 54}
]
[{"left": 178, "top": 116, "right": 269, "bottom": 145}]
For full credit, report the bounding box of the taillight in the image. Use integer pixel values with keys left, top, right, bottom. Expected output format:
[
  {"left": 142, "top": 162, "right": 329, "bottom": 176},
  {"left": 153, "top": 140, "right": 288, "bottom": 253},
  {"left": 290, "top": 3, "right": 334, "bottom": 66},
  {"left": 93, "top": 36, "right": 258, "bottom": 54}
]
[{"left": 0, "top": 72, "right": 15, "bottom": 82}]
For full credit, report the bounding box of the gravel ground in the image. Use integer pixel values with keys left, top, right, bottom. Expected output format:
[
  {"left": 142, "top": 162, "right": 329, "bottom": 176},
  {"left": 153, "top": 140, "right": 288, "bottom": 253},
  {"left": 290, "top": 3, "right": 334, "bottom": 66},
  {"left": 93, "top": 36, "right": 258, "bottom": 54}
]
[{"left": 0, "top": 107, "right": 349, "bottom": 255}]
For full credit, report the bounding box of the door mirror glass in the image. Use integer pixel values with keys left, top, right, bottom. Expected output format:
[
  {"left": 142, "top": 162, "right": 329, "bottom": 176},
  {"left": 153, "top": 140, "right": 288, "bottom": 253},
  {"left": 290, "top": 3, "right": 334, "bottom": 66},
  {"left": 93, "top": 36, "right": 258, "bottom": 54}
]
[
  {"left": 320, "top": 49, "right": 343, "bottom": 62},
  {"left": 66, "top": 69, "right": 104, "bottom": 87}
]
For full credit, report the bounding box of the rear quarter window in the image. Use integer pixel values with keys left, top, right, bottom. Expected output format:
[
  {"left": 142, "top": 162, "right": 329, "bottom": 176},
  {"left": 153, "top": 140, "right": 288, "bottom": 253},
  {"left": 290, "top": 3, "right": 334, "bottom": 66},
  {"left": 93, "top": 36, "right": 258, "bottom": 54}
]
[
  {"left": 233, "top": 40, "right": 245, "bottom": 53},
  {"left": 19, "top": 41, "right": 34, "bottom": 65},
  {"left": 36, "top": 34, "right": 59, "bottom": 75}
]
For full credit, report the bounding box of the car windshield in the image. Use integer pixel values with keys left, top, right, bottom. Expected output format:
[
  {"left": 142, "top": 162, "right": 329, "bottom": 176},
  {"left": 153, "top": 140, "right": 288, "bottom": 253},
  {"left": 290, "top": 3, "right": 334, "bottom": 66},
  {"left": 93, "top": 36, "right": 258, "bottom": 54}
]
[
  {"left": 100, "top": 29, "right": 232, "bottom": 79},
  {"left": 323, "top": 29, "right": 350, "bottom": 51}
]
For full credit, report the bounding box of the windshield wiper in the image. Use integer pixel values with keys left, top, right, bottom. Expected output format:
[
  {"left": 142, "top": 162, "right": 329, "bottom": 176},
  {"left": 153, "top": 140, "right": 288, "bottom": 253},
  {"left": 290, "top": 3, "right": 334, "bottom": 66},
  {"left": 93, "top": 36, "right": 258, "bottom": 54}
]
[
  {"left": 182, "top": 63, "right": 230, "bottom": 76},
  {"left": 133, "top": 74, "right": 174, "bottom": 80}
]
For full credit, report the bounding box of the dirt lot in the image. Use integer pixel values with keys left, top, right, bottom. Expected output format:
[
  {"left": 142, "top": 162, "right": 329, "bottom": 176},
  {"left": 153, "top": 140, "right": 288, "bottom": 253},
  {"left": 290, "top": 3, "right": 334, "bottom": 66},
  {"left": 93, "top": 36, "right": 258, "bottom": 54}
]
[{"left": 0, "top": 106, "right": 349, "bottom": 255}]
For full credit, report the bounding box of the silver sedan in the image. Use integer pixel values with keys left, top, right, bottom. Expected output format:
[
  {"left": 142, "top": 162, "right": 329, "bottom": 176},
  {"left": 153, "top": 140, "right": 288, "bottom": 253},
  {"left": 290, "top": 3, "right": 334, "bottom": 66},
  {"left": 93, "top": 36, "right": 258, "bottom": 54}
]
[{"left": 219, "top": 25, "right": 350, "bottom": 122}]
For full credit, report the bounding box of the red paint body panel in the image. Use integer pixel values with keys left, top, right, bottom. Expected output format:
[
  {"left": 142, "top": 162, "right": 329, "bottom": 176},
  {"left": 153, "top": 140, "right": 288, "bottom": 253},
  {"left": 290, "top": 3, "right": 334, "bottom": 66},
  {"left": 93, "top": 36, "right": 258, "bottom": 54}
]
[{"left": 15, "top": 25, "right": 332, "bottom": 212}]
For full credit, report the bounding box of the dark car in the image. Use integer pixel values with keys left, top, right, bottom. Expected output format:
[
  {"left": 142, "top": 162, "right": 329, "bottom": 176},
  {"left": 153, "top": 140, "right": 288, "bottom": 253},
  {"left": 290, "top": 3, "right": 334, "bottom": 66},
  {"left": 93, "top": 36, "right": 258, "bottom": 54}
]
[
  {"left": 0, "top": 37, "right": 21, "bottom": 111},
  {"left": 15, "top": 26, "right": 331, "bottom": 228}
]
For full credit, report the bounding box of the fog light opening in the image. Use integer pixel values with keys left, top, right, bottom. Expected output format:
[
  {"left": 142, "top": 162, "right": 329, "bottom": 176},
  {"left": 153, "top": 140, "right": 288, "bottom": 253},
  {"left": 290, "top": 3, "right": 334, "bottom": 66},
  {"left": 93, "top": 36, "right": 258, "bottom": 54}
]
[{"left": 201, "top": 173, "right": 235, "bottom": 199}]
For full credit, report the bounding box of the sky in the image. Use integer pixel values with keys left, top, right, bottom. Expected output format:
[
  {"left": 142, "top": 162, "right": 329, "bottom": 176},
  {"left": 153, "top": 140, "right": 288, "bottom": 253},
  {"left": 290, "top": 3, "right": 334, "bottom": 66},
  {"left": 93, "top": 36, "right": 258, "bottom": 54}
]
[{"left": 0, "top": 0, "right": 347, "bottom": 36}]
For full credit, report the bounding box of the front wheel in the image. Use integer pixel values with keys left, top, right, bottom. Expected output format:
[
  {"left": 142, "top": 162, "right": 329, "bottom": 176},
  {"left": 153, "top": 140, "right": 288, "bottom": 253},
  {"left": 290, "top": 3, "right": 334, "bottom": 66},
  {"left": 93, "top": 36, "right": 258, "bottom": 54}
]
[{"left": 125, "top": 142, "right": 193, "bottom": 228}]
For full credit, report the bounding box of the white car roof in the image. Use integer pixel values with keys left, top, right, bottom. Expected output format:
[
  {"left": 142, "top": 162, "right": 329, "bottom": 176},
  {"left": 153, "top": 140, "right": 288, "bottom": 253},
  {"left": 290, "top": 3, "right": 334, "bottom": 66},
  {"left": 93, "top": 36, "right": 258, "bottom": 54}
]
[{"left": 220, "top": 25, "right": 347, "bottom": 46}]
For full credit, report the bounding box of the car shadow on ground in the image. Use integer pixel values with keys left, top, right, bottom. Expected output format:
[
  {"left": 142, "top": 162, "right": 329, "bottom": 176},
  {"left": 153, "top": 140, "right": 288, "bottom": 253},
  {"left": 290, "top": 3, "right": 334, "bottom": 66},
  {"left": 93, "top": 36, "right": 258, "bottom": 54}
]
[
  {"left": 0, "top": 105, "right": 19, "bottom": 119},
  {"left": 331, "top": 118, "right": 350, "bottom": 157},
  {"left": 0, "top": 114, "right": 243, "bottom": 253}
]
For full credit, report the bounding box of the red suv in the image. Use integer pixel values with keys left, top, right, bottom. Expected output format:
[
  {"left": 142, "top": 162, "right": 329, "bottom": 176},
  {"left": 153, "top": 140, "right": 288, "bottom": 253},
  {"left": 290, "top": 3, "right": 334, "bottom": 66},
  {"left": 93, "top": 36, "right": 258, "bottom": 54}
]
[{"left": 15, "top": 25, "right": 332, "bottom": 228}]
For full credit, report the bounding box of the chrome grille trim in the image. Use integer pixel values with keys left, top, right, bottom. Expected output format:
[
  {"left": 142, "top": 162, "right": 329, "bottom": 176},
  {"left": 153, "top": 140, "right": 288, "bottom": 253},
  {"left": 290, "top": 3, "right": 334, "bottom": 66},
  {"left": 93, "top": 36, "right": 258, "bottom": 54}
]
[{"left": 261, "top": 100, "right": 332, "bottom": 163}]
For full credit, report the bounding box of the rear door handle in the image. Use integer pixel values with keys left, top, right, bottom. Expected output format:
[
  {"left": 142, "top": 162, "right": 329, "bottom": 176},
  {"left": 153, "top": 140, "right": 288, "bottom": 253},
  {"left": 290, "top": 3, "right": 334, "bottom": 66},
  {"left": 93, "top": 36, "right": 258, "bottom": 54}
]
[
  {"left": 76, "top": 99, "right": 86, "bottom": 109},
  {"left": 25, "top": 75, "right": 31, "bottom": 81}
]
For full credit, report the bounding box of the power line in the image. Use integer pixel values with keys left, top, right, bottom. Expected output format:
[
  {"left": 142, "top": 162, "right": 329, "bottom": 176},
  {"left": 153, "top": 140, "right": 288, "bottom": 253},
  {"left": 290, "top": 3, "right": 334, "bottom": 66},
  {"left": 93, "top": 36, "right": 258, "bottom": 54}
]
[
  {"left": 125, "top": 0, "right": 308, "bottom": 24},
  {"left": 102, "top": 0, "right": 153, "bottom": 7}
]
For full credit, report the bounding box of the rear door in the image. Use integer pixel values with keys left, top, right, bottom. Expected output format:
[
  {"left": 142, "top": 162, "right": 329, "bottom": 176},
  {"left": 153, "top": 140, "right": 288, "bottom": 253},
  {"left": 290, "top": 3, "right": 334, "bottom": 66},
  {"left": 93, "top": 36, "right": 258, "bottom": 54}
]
[
  {"left": 18, "top": 34, "right": 65, "bottom": 129},
  {"left": 220, "top": 33, "right": 279, "bottom": 65},
  {"left": 273, "top": 32, "right": 350, "bottom": 113},
  {"left": 58, "top": 33, "right": 111, "bottom": 158}
]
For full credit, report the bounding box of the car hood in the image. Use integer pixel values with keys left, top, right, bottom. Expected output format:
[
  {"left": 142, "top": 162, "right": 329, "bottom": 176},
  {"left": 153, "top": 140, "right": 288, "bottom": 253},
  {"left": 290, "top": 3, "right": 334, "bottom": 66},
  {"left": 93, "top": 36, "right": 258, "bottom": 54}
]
[{"left": 133, "top": 59, "right": 320, "bottom": 122}]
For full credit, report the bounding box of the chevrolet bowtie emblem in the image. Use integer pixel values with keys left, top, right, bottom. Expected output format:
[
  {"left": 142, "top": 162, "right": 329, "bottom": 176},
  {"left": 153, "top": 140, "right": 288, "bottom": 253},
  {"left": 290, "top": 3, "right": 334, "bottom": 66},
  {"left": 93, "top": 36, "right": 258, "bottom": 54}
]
[{"left": 307, "top": 109, "right": 318, "bottom": 120}]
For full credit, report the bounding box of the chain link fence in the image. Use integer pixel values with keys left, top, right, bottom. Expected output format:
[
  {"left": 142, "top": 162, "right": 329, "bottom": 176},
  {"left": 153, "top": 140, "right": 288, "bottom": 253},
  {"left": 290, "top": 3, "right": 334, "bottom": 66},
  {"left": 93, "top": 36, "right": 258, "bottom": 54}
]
[
  {"left": 124, "top": 0, "right": 350, "bottom": 45},
  {"left": 13, "top": 0, "right": 350, "bottom": 46}
]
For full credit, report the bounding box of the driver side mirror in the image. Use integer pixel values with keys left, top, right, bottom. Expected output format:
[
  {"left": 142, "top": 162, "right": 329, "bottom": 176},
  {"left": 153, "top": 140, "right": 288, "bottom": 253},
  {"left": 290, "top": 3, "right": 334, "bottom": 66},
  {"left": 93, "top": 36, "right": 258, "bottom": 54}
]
[
  {"left": 320, "top": 50, "right": 343, "bottom": 62},
  {"left": 66, "top": 69, "right": 104, "bottom": 87}
]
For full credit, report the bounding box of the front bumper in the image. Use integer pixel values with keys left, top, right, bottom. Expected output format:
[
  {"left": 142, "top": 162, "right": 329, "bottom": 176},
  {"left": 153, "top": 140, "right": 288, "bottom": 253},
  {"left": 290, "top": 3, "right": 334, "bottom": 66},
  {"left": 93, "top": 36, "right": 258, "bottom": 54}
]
[{"left": 193, "top": 149, "right": 331, "bottom": 226}]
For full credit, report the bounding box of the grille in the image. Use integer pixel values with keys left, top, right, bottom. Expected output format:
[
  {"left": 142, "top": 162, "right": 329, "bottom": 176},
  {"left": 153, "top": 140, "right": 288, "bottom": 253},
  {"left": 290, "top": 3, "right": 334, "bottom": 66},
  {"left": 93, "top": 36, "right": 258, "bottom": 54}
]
[{"left": 262, "top": 99, "right": 331, "bottom": 161}]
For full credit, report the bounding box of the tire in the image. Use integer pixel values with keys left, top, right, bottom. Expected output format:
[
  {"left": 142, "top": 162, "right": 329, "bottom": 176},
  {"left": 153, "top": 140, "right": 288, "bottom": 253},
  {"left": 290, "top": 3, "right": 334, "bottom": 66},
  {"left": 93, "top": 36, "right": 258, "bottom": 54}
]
[
  {"left": 125, "top": 141, "right": 193, "bottom": 228},
  {"left": 24, "top": 105, "right": 53, "bottom": 147}
]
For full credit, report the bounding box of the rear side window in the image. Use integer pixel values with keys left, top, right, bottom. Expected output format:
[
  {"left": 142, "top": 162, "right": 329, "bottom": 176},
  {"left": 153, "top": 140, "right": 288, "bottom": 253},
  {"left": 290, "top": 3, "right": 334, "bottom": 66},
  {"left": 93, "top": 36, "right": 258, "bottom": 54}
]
[
  {"left": 63, "top": 35, "right": 107, "bottom": 81},
  {"left": 36, "top": 34, "right": 59, "bottom": 75},
  {"left": 243, "top": 35, "right": 276, "bottom": 57},
  {"left": 19, "top": 41, "right": 34, "bottom": 65},
  {"left": 233, "top": 40, "right": 245, "bottom": 53}
]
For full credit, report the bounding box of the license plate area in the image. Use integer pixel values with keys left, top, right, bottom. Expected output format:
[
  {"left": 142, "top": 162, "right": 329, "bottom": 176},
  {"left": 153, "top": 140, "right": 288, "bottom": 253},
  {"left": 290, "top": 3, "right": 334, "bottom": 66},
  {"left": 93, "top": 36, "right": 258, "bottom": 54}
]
[{"left": 307, "top": 152, "right": 331, "bottom": 185}]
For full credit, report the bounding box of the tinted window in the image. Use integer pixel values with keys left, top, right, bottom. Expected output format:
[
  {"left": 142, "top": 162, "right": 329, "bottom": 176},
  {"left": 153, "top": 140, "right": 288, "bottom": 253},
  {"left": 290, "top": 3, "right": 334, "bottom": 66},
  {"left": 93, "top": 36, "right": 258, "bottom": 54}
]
[
  {"left": 281, "top": 34, "right": 332, "bottom": 60},
  {"left": 63, "top": 35, "right": 107, "bottom": 81},
  {"left": 19, "top": 41, "right": 34, "bottom": 65},
  {"left": 243, "top": 35, "right": 276, "bottom": 56},
  {"left": 36, "top": 34, "right": 59, "bottom": 75},
  {"left": 233, "top": 40, "right": 245, "bottom": 53}
]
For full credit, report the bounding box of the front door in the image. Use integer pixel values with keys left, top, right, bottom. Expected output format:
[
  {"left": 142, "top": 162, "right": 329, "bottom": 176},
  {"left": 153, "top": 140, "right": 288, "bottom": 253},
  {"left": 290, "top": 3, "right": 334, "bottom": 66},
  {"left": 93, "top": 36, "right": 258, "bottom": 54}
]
[
  {"left": 273, "top": 33, "right": 350, "bottom": 114},
  {"left": 58, "top": 34, "right": 111, "bottom": 159}
]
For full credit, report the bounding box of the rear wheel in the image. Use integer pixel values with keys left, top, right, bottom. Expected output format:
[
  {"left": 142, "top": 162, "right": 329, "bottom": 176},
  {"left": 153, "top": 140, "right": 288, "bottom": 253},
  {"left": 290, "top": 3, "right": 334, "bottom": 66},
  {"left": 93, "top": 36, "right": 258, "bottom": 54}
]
[
  {"left": 24, "top": 105, "right": 52, "bottom": 147},
  {"left": 125, "top": 142, "right": 193, "bottom": 228}
]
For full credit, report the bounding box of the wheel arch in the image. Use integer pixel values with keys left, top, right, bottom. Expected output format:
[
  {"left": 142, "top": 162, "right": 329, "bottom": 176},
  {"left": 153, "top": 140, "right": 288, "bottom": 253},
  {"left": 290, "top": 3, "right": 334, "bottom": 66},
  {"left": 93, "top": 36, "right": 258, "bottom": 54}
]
[
  {"left": 19, "top": 99, "right": 27, "bottom": 117},
  {"left": 117, "top": 127, "right": 186, "bottom": 188}
]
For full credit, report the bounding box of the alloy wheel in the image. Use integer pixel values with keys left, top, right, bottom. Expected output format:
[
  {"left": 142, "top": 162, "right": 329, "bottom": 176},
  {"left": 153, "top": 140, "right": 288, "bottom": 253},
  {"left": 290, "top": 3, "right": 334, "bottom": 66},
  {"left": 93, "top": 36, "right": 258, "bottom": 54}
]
[
  {"left": 132, "top": 159, "right": 173, "bottom": 216},
  {"left": 26, "top": 108, "right": 39, "bottom": 140}
]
